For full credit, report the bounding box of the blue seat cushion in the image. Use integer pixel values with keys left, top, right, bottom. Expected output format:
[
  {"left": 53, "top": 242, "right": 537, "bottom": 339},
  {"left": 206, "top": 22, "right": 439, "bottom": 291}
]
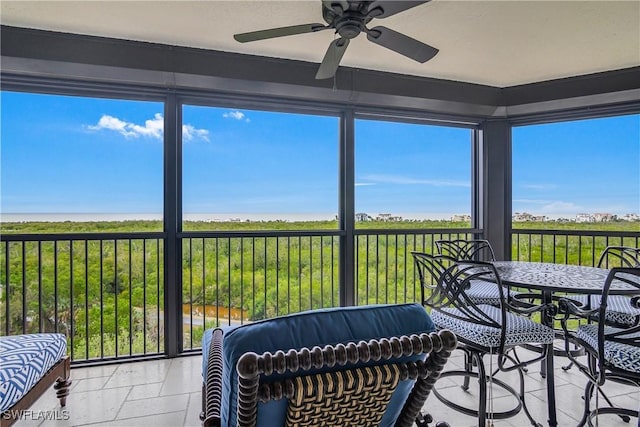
[
  {"left": 202, "top": 303, "right": 436, "bottom": 427},
  {"left": 576, "top": 324, "right": 640, "bottom": 373},
  {"left": 0, "top": 333, "right": 67, "bottom": 412},
  {"left": 431, "top": 305, "right": 555, "bottom": 348},
  {"left": 571, "top": 295, "right": 640, "bottom": 326},
  {"left": 465, "top": 280, "right": 519, "bottom": 306}
]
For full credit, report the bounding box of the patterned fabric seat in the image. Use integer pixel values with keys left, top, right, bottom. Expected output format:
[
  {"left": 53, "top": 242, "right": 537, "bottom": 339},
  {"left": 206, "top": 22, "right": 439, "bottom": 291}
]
[
  {"left": 465, "top": 280, "right": 519, "bottom": 306},
  {"left": 559, "top": 267, "right": 640, "bottom": 426},
  {"left": 434, "top": 239, "right": 522, "bottom": 307},
  {"left": 431, "top": 304, "right": 555, "bottom": 348},
  {"left": 413, "top": 253, "right": 555, "bottom": 426},
  {"left": 570, "top": 294, "right": 640, "bottom": 326},
  {"left": 0, "top": 333, "right": 67, "bottom": 412},
  {"left": 576, "top": 324, "right": 640, "bottom": 373}
]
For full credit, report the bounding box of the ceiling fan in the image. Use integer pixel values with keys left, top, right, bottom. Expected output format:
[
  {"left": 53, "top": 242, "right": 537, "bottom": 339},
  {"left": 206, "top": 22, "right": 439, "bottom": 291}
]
[{"left": 234, "top": 1, "right": 438, "bottom": 80}]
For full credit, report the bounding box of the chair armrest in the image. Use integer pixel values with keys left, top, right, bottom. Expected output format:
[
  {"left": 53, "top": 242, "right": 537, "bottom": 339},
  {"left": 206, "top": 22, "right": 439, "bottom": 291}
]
[
  {"left": 557, "top": 297, "right": 598, "bottom": 320},
  {"left": 557, "top": 296, "right": 599, "bottom": 345},
  {"left": 506, "top": 293, "right": 556, "bottom": 317},
  {"left": 204, "top": 328, "right": 224, "bottom": 427}
]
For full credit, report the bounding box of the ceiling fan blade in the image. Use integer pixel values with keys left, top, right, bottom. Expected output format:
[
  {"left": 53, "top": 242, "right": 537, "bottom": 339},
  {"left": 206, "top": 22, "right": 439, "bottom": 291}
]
[
  {"left": 366, "top": 26, "right": 438, "bottom": 63},
  {"left": 366, "top": 1, "right": 430, "bottom": 18},
  {"left": 315, "top": 38, "right": 350, "bottom": 80},
  {"left": 234, "top": 23, "right": 329, "bottom": 43}
]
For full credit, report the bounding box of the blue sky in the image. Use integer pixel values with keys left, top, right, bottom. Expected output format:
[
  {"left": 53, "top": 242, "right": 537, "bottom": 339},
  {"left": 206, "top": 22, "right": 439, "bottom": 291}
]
[
  {"left": 513, "top": 115, "right": 640, "bottom": 218},
  {"left": 1, "top": 91, "right": 638, "bottom": 220}
]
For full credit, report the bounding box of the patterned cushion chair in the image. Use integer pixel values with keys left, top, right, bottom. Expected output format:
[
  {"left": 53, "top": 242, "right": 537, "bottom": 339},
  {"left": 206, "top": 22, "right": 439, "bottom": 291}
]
[
  {"left": 434, "top": 239, "right": 521, "bottom": 306},
  {"left": 569, "top": 246, "right": 640, "bottom": 326},
  {"left": 0, "top": 333, "right": 71, "bottom": 427},
  {"left": 412, "top": 253, "right": 556, "bottom": 427},
  {"left": 200, "top": 303, "right": 457, "bottom": 427},
  {"left": 559, "top": 267, "right": 640, "bottom": 427}
]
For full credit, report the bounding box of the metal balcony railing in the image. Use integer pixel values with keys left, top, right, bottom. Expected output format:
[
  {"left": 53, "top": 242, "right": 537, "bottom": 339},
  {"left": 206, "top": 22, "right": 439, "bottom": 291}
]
[
  {"left": 511, "top": 228, "right": 640, "bottom": 265},
  {"left": 179, "top": 228, "right": 480, "bottom": 351},
  {"left": 1, "top": 232, "right": 165, "bottom": 363},
  {"left": 180, "top": 231, "right": 342, "bottom": 351},
  {"left": 353, "top": 229, "right": 478, "bottom": 306},
  {"left": 5, "top": 226, "right": 635, "bottom": 363}
]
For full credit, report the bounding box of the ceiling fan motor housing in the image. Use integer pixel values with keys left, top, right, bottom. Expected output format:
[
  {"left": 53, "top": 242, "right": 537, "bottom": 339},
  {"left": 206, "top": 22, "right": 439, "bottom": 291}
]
[{"left": 323, "top": 2, "right": 373, "bottom": 39}]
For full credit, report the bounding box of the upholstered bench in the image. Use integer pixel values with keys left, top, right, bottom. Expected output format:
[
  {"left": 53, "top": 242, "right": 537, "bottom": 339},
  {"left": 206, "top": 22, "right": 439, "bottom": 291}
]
[{"left": 0, "top": 333, "right": 71, "bottom": 427}]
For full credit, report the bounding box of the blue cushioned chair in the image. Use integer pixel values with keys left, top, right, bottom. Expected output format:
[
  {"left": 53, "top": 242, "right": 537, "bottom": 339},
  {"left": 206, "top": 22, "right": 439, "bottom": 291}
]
[
  {"left": 200, "top": 303, "right": 457, "bottom": 427},
  {"left": 559, "top": 267, "right": 640, "bottom": 427},
  {"left": 434, "top": 239, "right": 520, "bottom": 306},
  {"left": 412, "top": 253, "right": 555, "bottom": 427},
  {"left": 570, "top": 246, "right": 640, "bottom": 326}
]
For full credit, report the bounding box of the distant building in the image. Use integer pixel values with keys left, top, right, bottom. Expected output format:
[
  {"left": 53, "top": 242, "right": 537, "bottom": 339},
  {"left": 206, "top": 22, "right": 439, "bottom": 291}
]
[
  {"left": 375, "top": 213, "right": 402, "bottom": 222},
  {"left": 451, "top": 214, "right": 471, "bottom": 222},
  {"left": 575, "top": 213, "right": 594, "bottom": 223},
  {"left": 513, "top": 212, "right": 533, "bottom": 222},
  {"left": 593, "top": 213, "right": 616, "bottom": 222},
  {"left": 623, "top": 213, "right": 640, "bottom": 221},
  {"left": 355, "top": 213, "right": 371, "bottom": 222},
  {"left": 512, "top": 212, "right": 547, "bottom": 222}
]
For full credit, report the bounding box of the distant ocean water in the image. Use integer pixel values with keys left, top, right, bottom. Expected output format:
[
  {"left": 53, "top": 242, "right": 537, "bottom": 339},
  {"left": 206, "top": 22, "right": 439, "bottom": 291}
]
[
  {"left": 0, "top": 213, "right": 164, "bottom": 222},
  {"left": 0, "top": 212, "right": 460, "bottom": 222}
]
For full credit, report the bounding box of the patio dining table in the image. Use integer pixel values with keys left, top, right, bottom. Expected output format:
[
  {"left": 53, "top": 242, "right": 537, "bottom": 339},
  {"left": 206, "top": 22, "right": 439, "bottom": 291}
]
[{"left": 491, "top": 260, "right": 639, "bottom": 427}]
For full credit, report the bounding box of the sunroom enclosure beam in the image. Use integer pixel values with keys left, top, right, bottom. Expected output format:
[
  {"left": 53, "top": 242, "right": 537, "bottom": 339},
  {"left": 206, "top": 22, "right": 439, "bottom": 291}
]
[
  {"left": 164, "top": 93, "right": 183, "bottom": 357},
  {"left": 479, "top": 119, "right": 512, "bottom": 260},
  {"left": 340, "top": 110, "right": 356, "bottom": 307}
]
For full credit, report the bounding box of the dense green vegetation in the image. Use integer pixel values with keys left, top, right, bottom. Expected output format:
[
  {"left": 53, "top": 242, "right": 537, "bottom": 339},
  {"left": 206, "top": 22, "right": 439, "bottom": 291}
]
[
  {"left": 511, "top": 221, "right": 639, "bottom": 264},
  {"left": 0, "top": 219, "right": 637, "bottom": 361}
]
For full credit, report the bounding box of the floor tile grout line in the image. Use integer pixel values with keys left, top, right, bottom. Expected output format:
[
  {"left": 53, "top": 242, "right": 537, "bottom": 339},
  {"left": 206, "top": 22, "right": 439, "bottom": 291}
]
[
  {"left": 184, "top": 392, "right": 196, "bottom": 427},
  {"left": 73, "top": 409, "right": 187, "bottom": 427}
]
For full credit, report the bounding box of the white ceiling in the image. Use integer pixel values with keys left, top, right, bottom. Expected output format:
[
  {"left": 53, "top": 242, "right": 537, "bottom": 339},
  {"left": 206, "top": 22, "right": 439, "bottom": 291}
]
[{"left": 1, "top": 0, "right": 639, "bottom": 87}]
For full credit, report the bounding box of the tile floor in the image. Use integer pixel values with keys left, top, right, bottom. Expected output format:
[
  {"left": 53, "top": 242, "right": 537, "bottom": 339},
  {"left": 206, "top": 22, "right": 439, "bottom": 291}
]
[{"left": 14, "top": 348, "right": 639, "bottom": 427}]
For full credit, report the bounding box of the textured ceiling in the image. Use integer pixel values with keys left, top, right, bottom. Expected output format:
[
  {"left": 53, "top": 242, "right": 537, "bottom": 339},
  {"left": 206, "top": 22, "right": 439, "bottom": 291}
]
[{"left": 1, "top": 0, "right": 639, "bottom": 87}]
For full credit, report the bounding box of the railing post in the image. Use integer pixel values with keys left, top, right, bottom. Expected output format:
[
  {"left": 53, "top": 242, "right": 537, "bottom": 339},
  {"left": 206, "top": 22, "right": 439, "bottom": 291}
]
[
  {"left": 340, "top": 110, "right": 356, "bottom": 306},
  {"left": 164, "top": 92, "right": 182, "bottom": 357}
]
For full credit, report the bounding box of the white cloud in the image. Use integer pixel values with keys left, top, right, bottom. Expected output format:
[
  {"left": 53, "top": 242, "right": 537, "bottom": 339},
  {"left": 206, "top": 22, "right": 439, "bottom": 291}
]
[
  {"left": 513, "top": 199, "right": 588, "bottom": 218},
  {"left": 521, "top": 183, "right": 557, "bottom": 190},
  {"left": 182, "top": 124, "right": 210, "bottom": 142},
  {"left": 223, "top": 110, "right": 250, "bottom": 122},
  {"left": 513, "top": 199, "right": 552, "bottom": 204},
  {"left": 514, "top": 199, "right": 583, "bottom": 213},
  {"left": 130, "top": 113, "right": 164, "bottom": 138},
  {"left": 88, "top": 115, "right": 138, "bottom": 138},
  {"left": 355, "top": 182, "right": 376, "bottom": 187},
  {"left": 540, "top": 201, "right": 583, "bottom": 214},
  {"left": 86, "top": 113, "right": 209, "bottom": 142},
  {"left": 361, "top": 174, "right": 470, "bottom": 187}
]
